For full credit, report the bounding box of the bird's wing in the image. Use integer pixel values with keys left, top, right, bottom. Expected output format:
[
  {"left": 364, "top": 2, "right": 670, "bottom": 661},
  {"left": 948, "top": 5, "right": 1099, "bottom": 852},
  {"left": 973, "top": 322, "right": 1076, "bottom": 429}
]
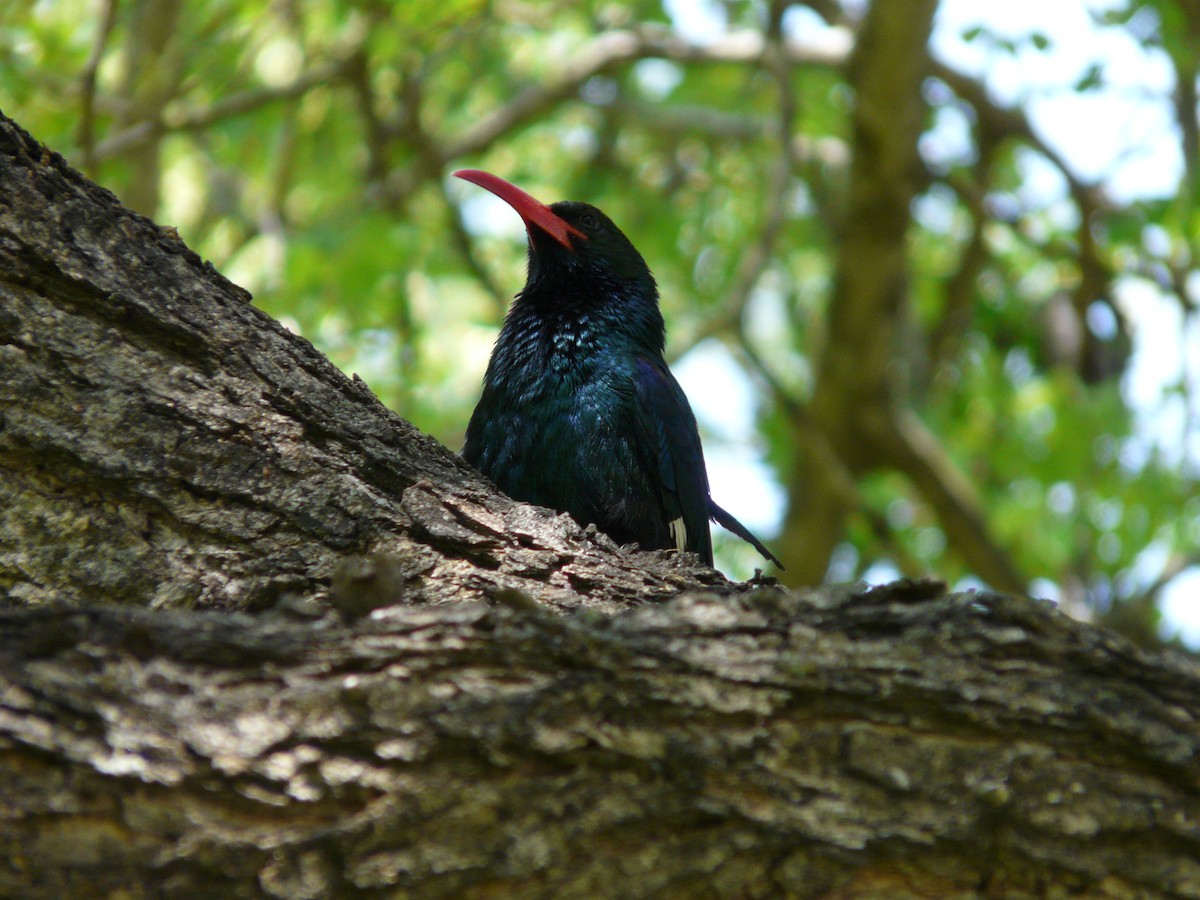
[
  {"left": 632, "top": 356, "right": 714, "bottom": 565},
  {"left": 632, "top": 359, "right": 785, "bottom": 570}
]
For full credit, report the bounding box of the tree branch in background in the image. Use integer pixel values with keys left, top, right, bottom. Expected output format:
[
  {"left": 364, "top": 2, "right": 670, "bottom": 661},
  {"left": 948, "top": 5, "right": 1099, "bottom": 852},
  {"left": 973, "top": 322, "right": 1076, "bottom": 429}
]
[
  {"left": 445, "top": 192, "right": 512, "bottom": 317},
  {"left": 783, "top": 0, "right": 939, "bottom": 583},
  {"left": 442, "top": 25, "right": 847, "bottom": 165},
  {"left": 930, "top": 62, "right": 1103, "bottom": 211},
  {"left": 94, "top": 57, "right": 352, "bottom": 161},
  {"left": 881, "top": 409, "right": 1027, "bottom": 593},
  {"left": 675, "top": 24, "right": 804, "bottom": 356},
  {"left": 346, "top": 46, "right": 390, "bottom": 189},
  {"left": 925, "top": 126, "right": 995, "bottom": 373},
  {"left": 932, "top": 60, "right": 1129, "bottom": 385},
  {"left": 736, "top": 341, "right": 928, "bottom": 580},
  {"left": 77, "top": 0, "right": 118, "bottom": 177},
  {"left": 1167, "top": 2, "right": 1200, "bottom": 195},
  {"left": 106, "top": 0, "right": 184, "bottom": 214}
]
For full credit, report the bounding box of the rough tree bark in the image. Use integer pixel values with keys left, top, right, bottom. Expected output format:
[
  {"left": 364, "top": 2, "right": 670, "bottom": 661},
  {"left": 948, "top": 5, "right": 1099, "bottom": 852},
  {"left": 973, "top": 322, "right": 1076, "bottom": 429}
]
[{"left": 2, "top": 113, "right": 1199, "bottom": 899}]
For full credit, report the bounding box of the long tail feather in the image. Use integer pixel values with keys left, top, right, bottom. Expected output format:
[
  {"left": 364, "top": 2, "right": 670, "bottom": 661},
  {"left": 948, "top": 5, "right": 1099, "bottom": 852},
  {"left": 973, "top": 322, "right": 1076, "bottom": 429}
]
[{"left": 709, "top": 501, "right": 785, "bottom": 570}]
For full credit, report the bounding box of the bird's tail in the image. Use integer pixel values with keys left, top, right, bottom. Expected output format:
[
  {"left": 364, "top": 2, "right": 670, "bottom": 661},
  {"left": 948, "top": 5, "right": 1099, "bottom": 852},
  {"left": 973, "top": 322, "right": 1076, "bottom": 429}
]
[{"left": 708, "top": 501, "right": 785, "bottom": 570}]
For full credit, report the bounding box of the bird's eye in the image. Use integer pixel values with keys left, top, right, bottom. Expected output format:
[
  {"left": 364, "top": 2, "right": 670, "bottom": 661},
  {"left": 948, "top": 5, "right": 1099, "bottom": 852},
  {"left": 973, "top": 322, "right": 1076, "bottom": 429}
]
[{"left": 581, "top": 213, "right": 599, "bottom": 230}]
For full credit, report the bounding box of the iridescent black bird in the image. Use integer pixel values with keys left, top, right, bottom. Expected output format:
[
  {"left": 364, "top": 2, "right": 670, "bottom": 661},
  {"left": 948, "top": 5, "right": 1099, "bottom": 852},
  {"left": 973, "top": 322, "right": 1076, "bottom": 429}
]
[{"left": 456, "top": 170, "right": 782, "bottom": 570}]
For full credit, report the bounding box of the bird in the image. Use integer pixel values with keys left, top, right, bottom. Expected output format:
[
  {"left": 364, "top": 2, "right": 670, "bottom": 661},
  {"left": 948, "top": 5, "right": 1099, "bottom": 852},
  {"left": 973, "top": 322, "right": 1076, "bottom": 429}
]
[{"left": 455, "top": 169, "right": 782, "bottom": 570}]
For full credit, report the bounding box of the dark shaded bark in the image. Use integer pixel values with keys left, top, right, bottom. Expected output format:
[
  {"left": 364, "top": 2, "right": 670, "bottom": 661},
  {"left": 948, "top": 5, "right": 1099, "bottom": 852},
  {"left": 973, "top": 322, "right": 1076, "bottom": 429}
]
[{"left": 2, "top": 111, "right": 1200, "bottom": 898}]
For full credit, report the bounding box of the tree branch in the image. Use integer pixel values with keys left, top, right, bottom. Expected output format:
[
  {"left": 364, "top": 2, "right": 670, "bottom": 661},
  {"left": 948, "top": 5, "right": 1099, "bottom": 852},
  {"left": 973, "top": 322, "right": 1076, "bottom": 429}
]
[
  {"left": 442, "top": 25, "right": 848, "bottom": 164},
  {"left": 673, "top": 28, "right": 802, "bottom": 356},
  {"left": 931, "top": 60, "right": 1128, "bottom": 383},
  {"left": 2, "top": 582, "right": 1199, "bottom": 897},
  {"left": 880, "top": 409, "right": 1028, "bottom": 593},
  {"left": 76, "top": 0, "right": 119, "bottom": 177},
  {"left": 93, "top": 58, "right": 352, "bottom": 162}
]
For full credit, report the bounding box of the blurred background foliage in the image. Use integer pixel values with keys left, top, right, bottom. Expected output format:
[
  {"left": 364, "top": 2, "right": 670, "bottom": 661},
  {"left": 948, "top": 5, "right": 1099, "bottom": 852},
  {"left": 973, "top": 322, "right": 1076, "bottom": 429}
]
[{"left": 3, "top": 0, "right": 1197, "bottom": 645}]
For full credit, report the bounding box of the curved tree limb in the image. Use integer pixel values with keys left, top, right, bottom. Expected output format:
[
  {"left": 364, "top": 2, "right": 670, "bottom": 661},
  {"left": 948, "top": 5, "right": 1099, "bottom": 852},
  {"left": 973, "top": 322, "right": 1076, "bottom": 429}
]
[
  {"left": 441, "top": 24, "right": 848, "bottom": 165},
  {"left": 93, "top": 57, "right": 354, "bottom": 162},
  {"left": 881, "top": 409, "right": 1027, "bottom": 593}
]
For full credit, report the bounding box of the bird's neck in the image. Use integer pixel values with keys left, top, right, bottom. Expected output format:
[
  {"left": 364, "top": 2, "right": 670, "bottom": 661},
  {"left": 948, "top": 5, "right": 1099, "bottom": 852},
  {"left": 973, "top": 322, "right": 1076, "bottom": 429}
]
[
  {"left": 512, "top": 278, "right": 664, "bottom": 354},
  {"left": 488, "top": 284, "right": 665, "bottom": 390}
]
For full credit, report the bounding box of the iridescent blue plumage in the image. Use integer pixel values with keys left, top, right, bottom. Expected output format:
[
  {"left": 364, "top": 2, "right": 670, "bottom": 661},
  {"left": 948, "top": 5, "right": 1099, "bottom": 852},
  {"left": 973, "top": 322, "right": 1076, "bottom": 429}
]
[{"left": 457, "top": 171, "right": 781, "bottom": 569}]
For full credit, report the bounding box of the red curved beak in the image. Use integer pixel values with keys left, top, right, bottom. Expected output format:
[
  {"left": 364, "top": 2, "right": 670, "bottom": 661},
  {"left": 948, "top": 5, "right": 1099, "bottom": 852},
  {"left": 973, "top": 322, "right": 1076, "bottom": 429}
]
[{"left": 454, "top": 169, "right": 586, "bottom": 250}]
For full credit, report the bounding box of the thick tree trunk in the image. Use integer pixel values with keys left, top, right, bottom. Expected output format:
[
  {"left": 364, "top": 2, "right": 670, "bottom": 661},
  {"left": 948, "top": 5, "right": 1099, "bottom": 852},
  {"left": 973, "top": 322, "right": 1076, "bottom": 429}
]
[
  {"left": 5, "top": 582, "right": 1200, "bottom": 899},
  {"left": 2, "top": 112, "right": 1199, "bottom": 898}
]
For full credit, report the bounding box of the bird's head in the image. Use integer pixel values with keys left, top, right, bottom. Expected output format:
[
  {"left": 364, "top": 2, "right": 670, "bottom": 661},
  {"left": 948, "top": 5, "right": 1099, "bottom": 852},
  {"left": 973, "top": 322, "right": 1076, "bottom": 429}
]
[{"left": 454, "top": 169, "right": 657, "bottom": 309}]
